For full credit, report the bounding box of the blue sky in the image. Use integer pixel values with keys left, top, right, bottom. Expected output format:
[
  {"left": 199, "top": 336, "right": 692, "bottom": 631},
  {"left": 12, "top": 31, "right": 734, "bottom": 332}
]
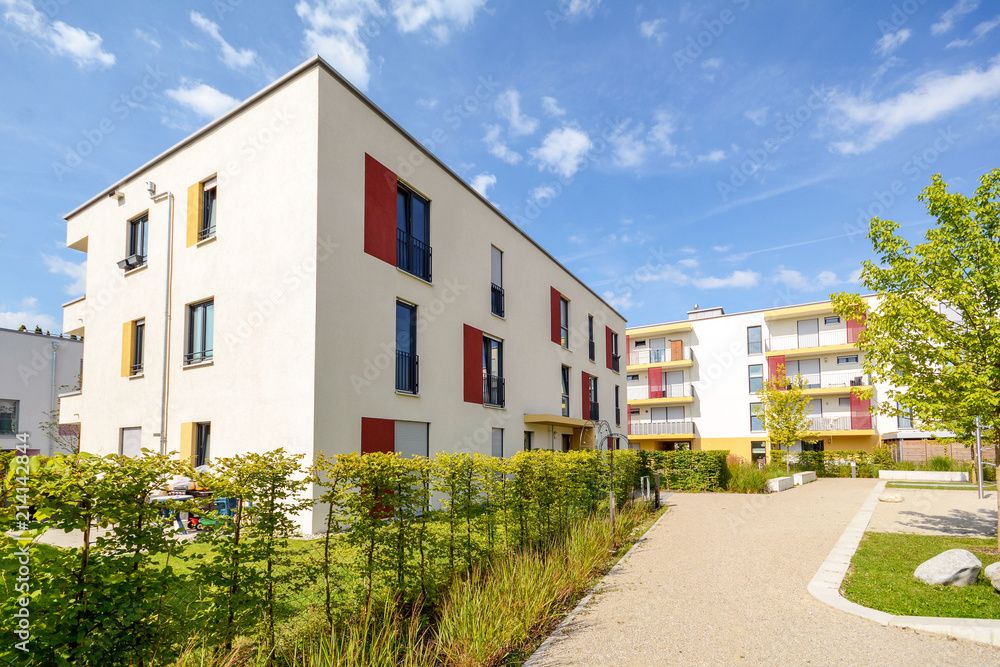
[{"left": 2, "top": 0, "right": 999, "bottom": 331}]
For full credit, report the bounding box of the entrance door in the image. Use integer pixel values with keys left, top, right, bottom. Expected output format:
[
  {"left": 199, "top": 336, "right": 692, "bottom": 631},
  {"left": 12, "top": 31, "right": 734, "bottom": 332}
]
[{"left": 797, "top": 319, "right": 819, "bottom": 348}]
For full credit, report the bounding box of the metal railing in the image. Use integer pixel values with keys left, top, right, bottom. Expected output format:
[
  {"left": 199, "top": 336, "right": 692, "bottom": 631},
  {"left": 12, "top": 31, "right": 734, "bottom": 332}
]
[
  {"left": 627, "top": 383, "right": 692, "bottom": 401},
  {"left": 397, "top": 229, "right": 432, "bottom": 282},
  {"left": 130, "top": 363, "right": 143, "bottom": 376},
  {"left": 629, "top": 420, "right": 695, "bottom": 436},
  {"left": 628, "top": 346, "right": 689, "bottom": 366},
  {"left": 780, "top": 370, "right": 870, "bottom": 390},
  {"left": 484, "top": 374, "right": 505, "bottom": 407},
  {"left": 805, "top": 416, "right": 854, "bottom": 431},
  {"left": 491, "top": 283, "right": 504, "bottom": 317},
  {"left": 198, "top": 223, "right": 216, "bottom": 240},
  {"left": 395, "top": 350, "right": 419, "bottom": 394},
  {"left": 184, "top": 349, "right": 213, "bottom": 365},
  {"left": 767, "top": 328, "right": 849, "bottom": 352}
]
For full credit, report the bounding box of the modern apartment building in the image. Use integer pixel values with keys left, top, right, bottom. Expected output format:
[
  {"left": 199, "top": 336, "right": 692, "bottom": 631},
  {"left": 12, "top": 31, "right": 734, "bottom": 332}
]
[
  {"left": 57, "top": 57, "right": 626, "bottom": 531},
  {"left": 0, "top": 328, "right": 82, "bottom": 456},
  {"left": 625, "top": 298, "right": 909, "bottom": 460}
]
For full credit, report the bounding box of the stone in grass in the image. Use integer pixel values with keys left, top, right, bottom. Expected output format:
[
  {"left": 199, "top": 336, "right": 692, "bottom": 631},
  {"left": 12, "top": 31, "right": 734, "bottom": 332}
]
[
  {"left": 985, "top": 562, "right": 1000, "bottom": 592},
  {"left": 913, "top": 549, "right": 982, "bottom": 587},
  {"left": 879, "top": 493, "right": 904, "bottom": 503}
]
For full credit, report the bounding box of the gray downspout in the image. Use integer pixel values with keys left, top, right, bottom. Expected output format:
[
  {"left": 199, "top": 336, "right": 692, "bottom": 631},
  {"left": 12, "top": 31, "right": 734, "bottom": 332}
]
[{"left": 150, "top": 188, "right": 175, "bottom": 456}]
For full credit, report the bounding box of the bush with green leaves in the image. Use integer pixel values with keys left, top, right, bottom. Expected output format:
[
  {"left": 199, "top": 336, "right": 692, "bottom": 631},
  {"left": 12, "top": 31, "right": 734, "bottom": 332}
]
[{"left": 647, "top": 450, "right": 729, "bottom": 491}]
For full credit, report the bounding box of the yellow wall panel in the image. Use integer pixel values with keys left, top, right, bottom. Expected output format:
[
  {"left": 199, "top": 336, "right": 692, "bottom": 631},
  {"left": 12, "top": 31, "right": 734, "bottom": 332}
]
[{"left": 186, "top": 183, "right": 202, "bottom": 247}]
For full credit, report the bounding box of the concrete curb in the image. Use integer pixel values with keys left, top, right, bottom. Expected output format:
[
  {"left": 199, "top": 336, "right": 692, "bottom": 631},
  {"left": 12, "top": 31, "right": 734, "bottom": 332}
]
[
  {"left": 522, "top": 505, "right": 671, "bottom": 667},
  {"left": 808, "top": 479, "right": 1000, "bottom": 648}
]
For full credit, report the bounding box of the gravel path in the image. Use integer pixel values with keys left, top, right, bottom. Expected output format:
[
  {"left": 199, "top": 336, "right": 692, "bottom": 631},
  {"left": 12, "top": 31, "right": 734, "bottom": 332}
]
[
  {"left": 529, "top": 478, "right": 1000, "bottom": 666},
  {"left": 869, "top": 487, "right": 998, "bottom": 537}
]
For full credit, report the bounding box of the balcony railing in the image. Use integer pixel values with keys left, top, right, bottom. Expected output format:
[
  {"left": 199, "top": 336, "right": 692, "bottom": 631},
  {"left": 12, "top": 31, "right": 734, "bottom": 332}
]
[
  {"left": 767, "top": 329, "right": 849, "bottom": 352},
  {"left": 628, "top": 346, "right": 690, "bottom": 366},
  {"left": 491, "top": 283, "right": 504, "bottom": 317},
  {"left": 629, "top": 420, "right": 695, "bottom": 436},
  {"left": 395, "top": 350, "right": 419, "bottom": 394},
  {"left": 198, "top": 223, "right": 216, "bottom": 241},
  {"left": 589, "top": 401, "right": 599, "bottom": 421},
  {"left": 804, "top": 416, "right": 854, "bottom": 431},
  {"left": 561, "top": 393, "right": 569, "bottom": 417},
  {"left": 184, "top": 348, "right": 213, "bottom": 365},
  {"left": 484, "top": 374, "right": 505, "bottom": 407},
  {"left": 130, "top": 363, "right": 143, "bottom": 376},
  {"left": 627, "top": 383, "right": 692, "bottom": 401},
  {"left": 612, "top": 354, "right": 620, "bottom": 372},
  {"left": 397, "top": 229, "right": 432, "bottom": 282}
]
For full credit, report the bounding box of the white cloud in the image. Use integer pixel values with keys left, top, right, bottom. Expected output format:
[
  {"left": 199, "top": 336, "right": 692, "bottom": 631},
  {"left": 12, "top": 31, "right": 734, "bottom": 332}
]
[
  {"left": 827, "top": 56, "right": 1000, "bottom": 154},
  {"left": 691, "top": 270, "right": 760, "bottom": 289},
  {"left": 848, "top": 268, "right": 863, "bottom": 283},
  {"left": 134, "top": 28, "right": 160, "bottom": 50},
  {"left": 947, "top": 15, "right": 1000, "bottom": 48},
  {"left": 647, "top": 111, "right": 678, "bottom": 156},
  {"left": 295, "top": 0, "right": 385, "bottom": 91},
  {"left": 744, "top": 107, "right": 769, "bottom": 126},
  {"left": 608, "top": 119, "right": 648, "bottom": 168},
  {"left": 678, "top": 258, "right": 698, "bottom": 268},
  {"left": 696, "top": 149, "right": 726, "bottom": 163},
  {"left": 530, "top": 185, "right": 557, "bottom": 202},
  {"left": 931, "top": 0, "right": 979, "bottom": 35},
  {"left": 470, "top": 172, "right": 496, "bottom": 196},
  {"left": 42, "top": 254, "right": 86, "bottom": 296},
  {"left": 701, "top": 57, "right": 723, "bottom": 69},
  {"left": 495, "top": 89, "right": 539, "bottom": 136},
  {"left": 0, "top": 297, "right": 58, "bottom": 332},
  {"left": 483, "top": 124, "right": 522, "bottom": 164},
  {"left": 190, "top": 11, "right": 258, "bottom": 70},
  {"left": 712, "top": 245, "right": 731, "bottom": 252},
  {"left": 3, "top": 0, "right": 115, "bottom": 68},
  {"left": 529, "top": 126, "right": 593, "bottom": 179},
  {"left": 166, "top": 81, "right": 240, "bottom": 119},
  {"left": 417, "top": 98, "right": 438, "bottom": 108},
  {"left": 391, "top": 0, "right": 488, "bottom": 42},
  {"left": 875, "top": 28, "right": 911, "bottom": 56},
  {"left": 772, "top": 267, "right": 842, "bottom": 291},
  {"left": 601, "top": 290, "right": 639, "bottom": 311},
  {"left": 559, "top": 0, "right": 600, "bottom": 18},
  {"left": 639, "top": 18, "right": 666, "bottom": 43},
  {"left": 541, "top": 96, "right": 566, "bottom": 117}
]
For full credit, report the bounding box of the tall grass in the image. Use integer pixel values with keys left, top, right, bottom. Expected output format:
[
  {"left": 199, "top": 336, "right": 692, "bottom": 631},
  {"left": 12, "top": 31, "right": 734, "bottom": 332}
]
[{"left": 725, "top": 462, "right": 769, "bottom": 493}]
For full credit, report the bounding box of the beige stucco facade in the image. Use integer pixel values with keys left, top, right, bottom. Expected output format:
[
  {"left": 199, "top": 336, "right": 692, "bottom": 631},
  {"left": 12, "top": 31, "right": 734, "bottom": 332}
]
[{"left": 59, "top": 58, "right": 626, "bottom": 532}]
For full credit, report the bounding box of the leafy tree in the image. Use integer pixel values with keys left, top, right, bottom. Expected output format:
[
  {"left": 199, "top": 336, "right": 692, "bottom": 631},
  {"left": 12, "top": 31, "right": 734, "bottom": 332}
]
[
  {"left": 754, "top": 365, "right": 813, "bottom": 474},
  {"left": 833, "top": 169, "right": 1000, "bottom": 545}
]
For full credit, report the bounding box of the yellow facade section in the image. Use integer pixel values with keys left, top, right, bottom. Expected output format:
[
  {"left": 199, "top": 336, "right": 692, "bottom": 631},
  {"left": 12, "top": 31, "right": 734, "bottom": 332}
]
[
  {"left": 186, "top": 182, "right": 202, "bottom": 247},
  {"left": 121, "top": 320, "right": 135, "bottom": 377},
  {"left": 629, "top": 396, "right": 695, "bottom": 407},
  {"left": 695, "top": 437, "right": 757, "bottom": 460},
  {"left": 179, "top": 422, "right": 196, "bottom": 465},
  {"left": 626, "top": 359, "right": 694, "bottom": 373},
  {"left": 765, "top": 343, "right": 858, "bottom": 359}
]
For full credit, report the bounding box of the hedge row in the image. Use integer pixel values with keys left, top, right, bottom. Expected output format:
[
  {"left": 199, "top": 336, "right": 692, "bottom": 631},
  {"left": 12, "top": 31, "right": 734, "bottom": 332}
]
[
  {"left": 770, "top": 449, "right": 895, "bottom": 477},
  {"left": 642, "top": 450, "right": 729, "bottom": 491}
]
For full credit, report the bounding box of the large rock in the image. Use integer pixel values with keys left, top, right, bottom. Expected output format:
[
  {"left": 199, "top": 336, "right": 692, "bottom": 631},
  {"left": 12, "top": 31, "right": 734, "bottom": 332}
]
[
  {"left": 914, "top": 549, "right": 982, "bottom": 587},
  {"left": 878, "top": 493, "right": 904, "bottom": 503},
  {"left": 986, "top": 562, "right": 1000, "bottom": 592}
]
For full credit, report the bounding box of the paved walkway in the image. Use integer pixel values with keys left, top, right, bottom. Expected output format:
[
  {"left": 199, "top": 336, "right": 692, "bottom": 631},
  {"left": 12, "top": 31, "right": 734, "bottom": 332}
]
[
  {"left": 529, "top": 479, "right": 1000, "bottom": 666},
  {"left": 869, "top": 487, "right": 998, "bottom": 537}
]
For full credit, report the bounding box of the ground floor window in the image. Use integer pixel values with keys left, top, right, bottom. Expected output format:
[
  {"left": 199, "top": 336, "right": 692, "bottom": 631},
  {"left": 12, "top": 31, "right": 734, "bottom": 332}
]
[
  {"left": 801, "top": 439, "right": 824, "bottom": 452},
  {"left": 561, "top": 434, "right": 571, "bottom": 452},
  {"left": 523, "top": 431, "right": 533, "bottom": 451}
]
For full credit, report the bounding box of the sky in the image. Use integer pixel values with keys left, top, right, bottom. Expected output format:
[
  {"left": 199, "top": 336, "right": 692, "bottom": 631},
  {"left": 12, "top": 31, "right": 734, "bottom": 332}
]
[{"left": 1, "top": 0, "right": 999, "bottom": 332}]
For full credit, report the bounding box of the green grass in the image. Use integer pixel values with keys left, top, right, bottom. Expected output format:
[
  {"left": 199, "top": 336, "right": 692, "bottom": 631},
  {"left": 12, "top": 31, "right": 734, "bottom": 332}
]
[
  {"left": 843, "top": 532, "right": 1000, "bottom": 619},
  {"left": 885, "top": 482, "right": 998, "bottom": 491}
]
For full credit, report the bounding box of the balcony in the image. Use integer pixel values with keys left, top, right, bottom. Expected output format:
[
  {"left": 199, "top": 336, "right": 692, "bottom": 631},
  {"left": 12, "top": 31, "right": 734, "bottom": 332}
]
[
  {"left": 792, "top": 370, "right": 870, "bottom": 393},
  {"left": 397, "top": 229, "right": 432, "bottom": 282},
  {"left": 803, "top": 416, "right": 873, "bottom": 433},
  {"left": 62, "top": 296, "right": 86, "bottom": 337},
  {"left": 767, "top": 329, "right": 855, "bottom": 353},
  {"left": 630, "top": 420, "right": 695, "bottom": 436},
  {"left": 627, "top": 383, "right": 693, "bottom": 402},
  {"left": 628, "top": 346, "right": 692, "bottom": 368},
  {"left": 491, "top": 283, "right": 504, "bottom": 317},
  {"left": 484, "top": 374, "right": 505, "bottom": 408},
  {"left": 395, "top": 350, "right": 418, "bottom": 394},
  {"left": 58, "top": 390, "right": 83, "bottom": 424}
]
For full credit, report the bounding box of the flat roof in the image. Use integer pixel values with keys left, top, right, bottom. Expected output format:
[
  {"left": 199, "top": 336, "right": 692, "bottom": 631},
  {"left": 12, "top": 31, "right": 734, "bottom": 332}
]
[
  {"left": 64, "top": 56, "right": 625, "bottom": 323},
  {"left": 628, "top": 295, "right": 877, "bottom": 331},
  {"left": 0, "top": 327, "right": 83, "bottom": 342}
]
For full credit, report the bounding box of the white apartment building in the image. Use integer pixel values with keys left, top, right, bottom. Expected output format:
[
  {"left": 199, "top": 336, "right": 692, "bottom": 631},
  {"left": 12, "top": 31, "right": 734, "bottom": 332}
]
[
  {"left": 58, "top": 57, "right": 626, "bottom": 531},
  {"left": 0, "top": 328, "right": 83, "bottom": 456},
  {"left": 625, "top": 298, "right": 911, "bottom": 461}
]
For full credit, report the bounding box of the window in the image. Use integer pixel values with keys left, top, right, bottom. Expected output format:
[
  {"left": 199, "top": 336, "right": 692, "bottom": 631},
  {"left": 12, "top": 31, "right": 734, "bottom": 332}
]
[
  {"left": 560, "top": 297, "right": 569, "bottom": 348},
  {"left": 491, "top": 246, "right": 504, "bottom": 317},
  {"left": 397, "top": 184, "right": 432, "bottom": 281},
  {"left": 122, "top": 212, "right": 148, "bottom": 270},
  {"left": 185, "top": 299, "right": 214, "bottom": 365},
  {"left": 395, "top": 301, "right": 418, "bottom": 394},
  {"left": 802, "top": 440, "right": 824, "bottom": 452},
  {"left": 897, "top": 402, "right": 913, "bottom": 429},
  {"left": 627, "top": 374, "right": 639, "bottom": 382},
  {"left": 614, "top": 385, "right": 621, "bottom": 426},
  {"left": 748, "top": 364, "right": 763, "bottom": 393},
  {"left": 483, "top": 337, "right": 504, "bottom": 407},
  {"left": 634, "top": 340, "right": 646, "bottom": 348},
  {"left": 750, "top": 403, "right": 764, "bottom": 431},
  {"left": 201, "top": 178, "right": 217, "bottom": 240},
  {"left": 0, "top": 400, "right": 18, "bottom": 436},
  {"left": 561, "top": 365, "right": 570, "bottom": 417},
  {"left": 523, "top": 431, "right": 533, "bottom": 451},
  {"left": 395, "top": 421, "right": 429, "bottom": 458},
  {"left": 837, "top": 355, "right": 859, "bottom": 364},
  {"left": 561, "top": 434, "right": 571, "bottom": 452},
  {"left": 195, "top": 422, "right": 211, "bottom": 467},
  {"left": 611, "top": 331, "right": 620, "bottom": 372},
  {"left": 751, "top": 440, "right": 767, "bottom": 462},
  {"left": 132, "top": 319, "right": 145, "bottom": 376},
  {"left": 491, "top": 428, "right": 503, "bottom": 457},
  {"left": 589, "top": 375, "right": 599, "bottom": 421},
  {"left": 588, "top": 315, "right": 595, "bottom": 360},
  {"left": 824, "top": 315, "right": 840, "bottom": 325},
  {"left": 630, "top": 407, "right": 640, "bottom": 417},
  {"left": 839, "top": 397, "right": 851, "bottom": 407},
  {"left": 747, "top": 326, "right": 762, "bottom": 355},
  {"left": 119, "top": 426, "right": 142, "bottom": 457}
]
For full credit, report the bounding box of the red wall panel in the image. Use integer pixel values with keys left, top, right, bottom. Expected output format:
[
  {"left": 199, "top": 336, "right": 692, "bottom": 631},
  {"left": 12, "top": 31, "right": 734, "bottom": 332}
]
[
  {"left": 463, "top": 324, "right": 483, "bottom": 404},
  {"left": 581, "top": 371, "right": 591, "bottom": 421},
  {"left": 364, "top": 154, "right": 397, "bottom": 266},
  {"left": 847, "top": 316, "right": 867, "bottom": 344},
  {"left": 648, "top": 366, "right": 663, "bottom": 399},
  {"left": 606, "top": 326, "right": 614, "bottom": 370},
  {"left": 550, "top": 287, "right": 562, "bottom": 345},
  {"left": 361, "top": 417, "right": 394, "bottom": 454},
  {"left": 850, "top": 393, "right": 873, "bottom": 430},
  {"left": 768, "top": 355, "right": 786, "bottom": 387}
]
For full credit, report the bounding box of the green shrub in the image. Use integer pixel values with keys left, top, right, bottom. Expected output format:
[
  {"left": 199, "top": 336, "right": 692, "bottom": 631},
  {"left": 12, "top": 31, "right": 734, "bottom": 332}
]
[
  {"left": 896, "top": 460, "right": 917, "bottom": 471},
  {"left": 984, "top": 465, "right": 997, "bottom": 482},
  {"left": 857, "top": 463, "right": 879, "bottom": 478},
  {"left": 648, "top": 450, "right": 728, "bottom": 491},
  {"left": 725, "top": 463, "right": 768, "bottom": 493},
  {"left": 923, "top": 455, "right": 956, "bottom": 471}
]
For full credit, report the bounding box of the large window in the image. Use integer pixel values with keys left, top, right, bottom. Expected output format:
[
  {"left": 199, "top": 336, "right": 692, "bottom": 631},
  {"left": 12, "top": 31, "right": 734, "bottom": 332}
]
[
  {"left": 748, "top": 364, "right": 763, "bottom": 393},
  {"left": 561, "top": 365, "right": 570, "bottom": 417},
  {"left": 397, "top": 184, "right": 432, "bottom": 281},
  {"left": 750, "top": 403, "right": 764, "bottom": 431},
  {"left": 0, "top": 400, "right": 18, "bottom": 436},
  {"left": 747, "top": 326, "right": 762, "bottom": 355},
  {"left": 201, "top": 178, "right": 217, "bottom": 240},
  {"left": 122, "top": 212, "right": 148, "bottom": 270},
  {"left": 560, "top": 297, "right": 569, "bottom": 348},
  {"left": 614, "top": 385, "right": 621, "bottom": 426},
  {"left": 897, "top": 402, "right": 913, "bottom": 429},
  {"left": 491, "top": 246, "right": 504, "bottom": 317},
  {"left": 483, "top": 336, "right": 504, "bottom": 407},
  {"left": 395, "top": 301, "right": 418, "bottom": 394},
  {"left": 185, "top": 299, "right": 214, "bottom": 365},
  {"left": 132, "top": 319, "right": 145, "bottom": 376},
  {"left": 588, "top": 315, "right": 595, "bottom": 360},
  {"left": 611, "top": 331, "right": 620, "bottom": 372},
  {"left": 195, "top": 422, "right": 211, "bottom": 467},
  {"left": 589, "top": 375, "right": 599, "bottom": 421}
]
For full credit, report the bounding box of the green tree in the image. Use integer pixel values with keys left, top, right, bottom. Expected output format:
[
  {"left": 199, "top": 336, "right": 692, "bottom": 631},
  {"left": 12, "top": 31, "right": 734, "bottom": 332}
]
[
  {"left": 754, "top": 365, "right": 813, "bottom": 474},
  {"left": 832, "top": 169, "right": 1000, "bottom": 544}
]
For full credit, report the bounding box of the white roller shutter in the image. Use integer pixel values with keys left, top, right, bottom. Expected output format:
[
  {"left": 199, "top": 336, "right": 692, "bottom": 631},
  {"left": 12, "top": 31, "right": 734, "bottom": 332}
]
[
  {"left": 491, "top": 428, "right": 503, "bottom": 457},
  {"left": 395, "top": 421, "right": 428, "bottom": 459},
  {"left": 120, "top": 427, "right": 142, "bottom": 458}
]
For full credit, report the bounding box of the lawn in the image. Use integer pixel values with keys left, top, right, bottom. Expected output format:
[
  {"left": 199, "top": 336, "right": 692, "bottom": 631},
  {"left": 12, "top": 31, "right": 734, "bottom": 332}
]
[{"left": 842, "top": 532, "right": 1000, "bottom": 619}]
